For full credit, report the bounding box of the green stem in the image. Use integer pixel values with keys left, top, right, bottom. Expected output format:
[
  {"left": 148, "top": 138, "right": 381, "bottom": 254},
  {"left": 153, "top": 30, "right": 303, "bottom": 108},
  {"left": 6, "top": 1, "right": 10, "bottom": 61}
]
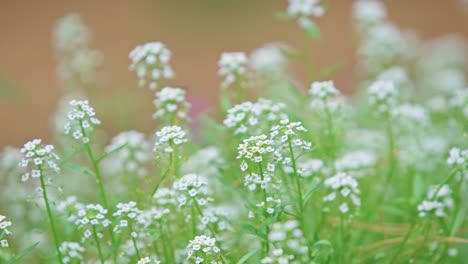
[
  {"left": 389, "top": 223, "right": 415, "bottom": 264},
  {"left": 131, "top": 236, "right": 141, "bottom": 260},
  {"left": 151, "top": 152, "right": 173, "bottom": 197},
  {"left": 38, "top": 167, "right": 64, "bottom": 264},
  {"left": 257, "top": 163, "right": 270, "bottom": 256},
  {"left": 92, "top": 226, "right": 105, "bottom": 264},
  {"left": 191, "top": 203, "right": 197, "bottom": 238},
  {"left": 158, "top": 221, "right": 170, "bottom": 264}
]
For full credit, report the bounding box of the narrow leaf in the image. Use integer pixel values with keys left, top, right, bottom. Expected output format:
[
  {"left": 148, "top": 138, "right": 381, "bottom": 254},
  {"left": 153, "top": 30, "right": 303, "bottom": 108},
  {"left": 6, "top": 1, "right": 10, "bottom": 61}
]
[
  {"left": 97, "top": 143, "right": 128, "bottom": 163},
  {"left": 8, "top": 242, "right": 39, "bottom": 264}
]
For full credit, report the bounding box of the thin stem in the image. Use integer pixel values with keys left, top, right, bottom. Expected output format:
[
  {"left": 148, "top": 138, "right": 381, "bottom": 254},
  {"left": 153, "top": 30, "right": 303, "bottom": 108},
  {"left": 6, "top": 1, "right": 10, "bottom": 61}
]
[
  {"left": 191, "top": 203, "right": 197, "bottom": 238},
  {"left": 389, "top": 223, "right": 415, "bottom": 264},
  {"left": 131, "top": 236, "right": 141, "bottom": 260},
  {"left": 38, "top": 167, "right": 64, "bottom": 264},
  {"left": 151, "top": 152, "right": 173, "bottom": 197},
  {"left": 257, "top": 163, "right": 270, "bottom": 255},
  {"left": 158, "top": 221, "right": 170, "bottom": 264},
  {"left": 92, "top": 226, "right": 105, "bottom": 264}
]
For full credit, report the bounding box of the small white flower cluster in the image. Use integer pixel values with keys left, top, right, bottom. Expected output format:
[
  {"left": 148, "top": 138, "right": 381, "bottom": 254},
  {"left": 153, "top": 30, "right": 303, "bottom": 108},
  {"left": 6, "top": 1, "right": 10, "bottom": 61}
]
[
  {"left": 308, "top": 80, "right": 346, "bottom": 113},
  {"left": 105, "top": 131, "right": 151, "bottom": 177},
  {"left": 309, "top": 81, "right": 339, "bottom": 100},
  {"left": 153, "top": 87, "right": 190, "bottom": 121},
  {"left": 154, "top": 126, "right": 188, "bottom": 154},
  {"left": 138, "top": 207, "right": 171, "bottom": 226},
  {"left": 237, "top": 135, "right": 282, "bottom": 165},
  {"left": 59, "top": 241, "right": 85, "bottom": 263},
  {"left": 0, "top": 214, "right": 12, "bottom": 248},
  {"left": 113, "top": 201, "right": 142, "bottom": 234},
  {"left": 261, "top": 248, "right": 293, "bottom": 264},
  {"left": 73, "top": 203, "right": 110, "bottom": 240},
  {"left": 367, "top": 80, "right": 399, "bottom": 114},
  {"left": 352, "top": 0, "right": 387, "bottom": 28},
  {"left": 392, "top": 104, "right": 430, "bottom": 128},
  {"left": 249, "top": 43, "right": 288, "bottom": 74},
  {"left": 323, "top": 172, "right": 361, "bottom": 217},
  {"left": 417, "top": 185, "right": 454, "bottom": 218},
  {"left": 153, "top": 187, "right": 178, "bottom": 207},
  {"left": 218, "top": 52, "right": 248, "bottom": 88},
  {"left": 224, "top": 99, "right": 288, "bottom": 135},
  {"left": 64, "top": 100, "right": 101, "bottom": 144},
  {"left": 335, "top": 150, "right": 377, "bottom": 174},
  {"left": 287, "top": 0, "right": 325, "bottom": 30},
  {"left": 447, "top": 147, "right": 467, "bottom": 167},
  {"left": 181, "top": 147, "right": 224, "bottom": 178},
  {"left": 137, "top": 257, "right": 160, "bottom": 264},
  {"left": 173, "top": 173, "right": 213, "bottom": 207},
  {"left": 289, "top": 158, "right": 325, "bottom": 178},
  {"left": 268, "top": 220, "right": 308, "bottom": 259},
  {"left": 186, "top": 235, "right": 221, "bottom": 263},
  {"left": 129, "top": 41, "right": 174, "bottom": 90},
  {"left": 254, "top": 196, "right": 282, "bottom": 215},
  {"left": 19, "top": 139, "right": 60, "bottom": 182},
  {"left": 199, "top": 206, "right": 233, "bottom": 233},
  {"left": 270, "top": 119, "right": 312, "bottom": 151},
  {"left": 54, "top": 14, "right": 90, "bottom": 53},
  {"left": 56, "top": 196, "right": 84, "bottom": 223}
]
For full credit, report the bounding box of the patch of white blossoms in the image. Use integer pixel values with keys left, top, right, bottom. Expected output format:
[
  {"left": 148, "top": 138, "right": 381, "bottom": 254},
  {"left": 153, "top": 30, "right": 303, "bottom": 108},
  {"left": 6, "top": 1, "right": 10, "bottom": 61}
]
[
  {"left": 186, "top": 235, "right": 221, "bottom": 264},
  {"left": 19, "top": 139, "right": 60, "bottom": 182},
  {"left": 367, "top": 80, "right": 399, "bottom": 114},
  {"left": 153, "top": 87, "right": 190, "bottom": 122},
  {"left": 129, "top": 42, "right": 174, "bottom": 90},
  {"left": 335, "top": 150, "right": 377, "bottom": 174},
  {"left": 417, "top": 185, "right": 454, "bottom": 218},
  {"left": 105, "top": 131, "right": 151, "bottom": 177},
  {"left": 249, "top": 43, "right": 288, "bottom": 74},
  {"left": 59, "top": 241, "right": 85, "bottom": 263},
  {"left": 173, "top": 174, "right": 213, "bottom": 207},
  {"left": 112, "top": 201, "right": 142, "bottom": 235},
  {"left": 137, "top": 257, "right": 160, "bottom": 264},
  {"left": 287, "top": 0, "right": 325, "bottom": 30},
  {"left": 392, "top": 104, "right": 430, "bottom": 128},
  {"left": 447, "top": 147, "right": 467, "bottom": 167},
  {"left": 218, "top": 52, "right": 248, "bottom": 88},
  {"left": 224, "top": 99, "right": 288, "bottom": 135},
  {"left": 323, "top": 172, "right": 361, "bottom": 217},
  {"left": 270, "top": 119, "right": 312, "bottom": 153},
  {"left": 154, "top": 126, "right": 188, "bottom": 154},
  {"left": 266, "top": 220, "right": 308, "bottom": 261},
  {"left": 309, "top": 80, "right": 345, "bottom": 113},
  {"left": 261, "top": 248, "right": 294, "bottom": 264},
  {"left": 352, "top": 0, "right": 387, "bottom": 27},
  {"left": 64, "top": 100, "right": 101, "bottom": 144},
  {"left": 237, "top": 134, "right": 282, "bottom": 172},
  {"left": 0, "top": 214, "right": 12, "bottom": 248},
  {"left": 73, "top": 203, "right": 110, "bottom": 241}
]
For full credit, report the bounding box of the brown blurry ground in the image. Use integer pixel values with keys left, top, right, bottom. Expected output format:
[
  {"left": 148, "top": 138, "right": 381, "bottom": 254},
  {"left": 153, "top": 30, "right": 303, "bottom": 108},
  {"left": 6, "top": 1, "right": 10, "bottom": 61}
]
[{"left": 0, "top": 0, "right": 467, "bottom": 148}]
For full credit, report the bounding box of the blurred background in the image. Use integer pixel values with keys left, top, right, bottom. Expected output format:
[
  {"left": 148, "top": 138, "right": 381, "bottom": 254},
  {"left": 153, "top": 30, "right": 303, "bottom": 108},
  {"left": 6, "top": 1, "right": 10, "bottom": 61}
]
[{"left": 1, "top": 0, "right": 467, "bottom": 148}]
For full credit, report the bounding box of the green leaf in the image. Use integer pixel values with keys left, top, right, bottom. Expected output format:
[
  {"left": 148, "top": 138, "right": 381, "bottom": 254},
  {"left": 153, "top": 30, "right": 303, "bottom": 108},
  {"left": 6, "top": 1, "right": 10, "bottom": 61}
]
[
  {"left": 237, "top": 248, "right": 260, "bottom": 264},
  {"left": 8, "top": 242, "right": 39, "bottom": 264},
  {"left": 239, "top": 223, "right": 262, "bottom": 238},
  {"left": 62, "top": 162, "right": 96, "bottom": 178},
  {"left": 304, "top": 180, "right": 322, "bottom": 205},
  {"left": 450, "top": 209, "right": 465, "bottom": 236},
  {"left": 97, "top": 143, "right": 128, "bottom": 163},
  {"left": 319, "top": 59, "right": 346, "bottom": 79}
]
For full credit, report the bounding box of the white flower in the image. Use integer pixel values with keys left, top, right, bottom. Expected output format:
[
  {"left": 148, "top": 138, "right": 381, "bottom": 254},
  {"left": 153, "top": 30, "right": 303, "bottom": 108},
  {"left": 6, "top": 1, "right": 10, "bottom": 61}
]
[
  {"left": 54, "top": 14, "right": 90, "bottom": 53},
  {"left": 0, "top": 214, "right": 12, "bottom": 248},
  {"left": 335, "top": 150, "right": 377, "bottom": 173},
  {"left": 113, "top": 201, "right": 142, "bottom": 233},
  {"left": 154, "top": 126, "right": 188, "bottom": 154},
  {"left": 224, "top": 99, "right": 288, "bottom": 135},
  {"left": 268, "top": 220, "right": 308, "bottom": 258},
  {"left": 237, "top": 134, "right": 282, "bottom": 164},
  {"left": 137, "top": 257, "right": 161, "bottom": 264},
  {"left": 59, "top": 241, "right": 85, "bottom": 263},
  {"left": 447, "top": 147, "right": 467, "bottom": 167},
  {"left": 309, "top": 81, "right": 339, "bottom": 100},
  {"left": 270, "top": 119, "right": 312, "bottom": 151},
  {"left": 417, "top": 185, "right": 454, "bottom": 218},
  {"left": 287, "top": 0, "right": 324, "bottom": 30},
  {"left": 392, "top": 104, "right": 430, "bottom": 127},
  {"left": 105, "top": 130, "right": 151, "bottom": 177},
  {"left": 63, "top": 99, "right": 101, "bottom": 144},
  {"left": 323, "top": 172, "right": 361, "bottom": 217},
  {"left": 19, "top": 139, "right": 61, "bottom": 181},
  {"left": 218, "top": 52, "right": 248, "bottom": 88},
  {"left": 368, "top": 80, "right": 399, "bottom": 113},
  {"left": 352, "top": 0, "right": 387, "bottom": 26},
  {"left": 249, "top": 43, "right": 288, "bottom": 73},
  {"left": 153, "top": 87, "right": 190, "bottom": 121},
  {"left": 129, "top": 41, "right": 174, "bottom": 90},
  {"left": 173, "top": 174, "right": 213, "bottom": 208},
  {"left": 72, "top": 203, "right": 109, "bottom": 241},
  {"left": 186, "top": 235, "right": 221, "bottom": 263},
  {"left": 261, "top": 247, "right": 294, "bottom": 264}
]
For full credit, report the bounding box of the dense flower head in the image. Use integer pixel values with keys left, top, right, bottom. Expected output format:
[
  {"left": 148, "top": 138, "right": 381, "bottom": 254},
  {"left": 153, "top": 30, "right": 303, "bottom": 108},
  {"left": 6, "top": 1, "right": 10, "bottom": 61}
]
[
  {"left": 309, "top": 81, "right": 339, "bottom": 100},
  {"left": 447, "top": 147, "right": 467, "bottom": 167},
  {"left": 105, "top": 131, "right": 151, "bottom": 177},
  {"left": 308, "top": 81, "right": 347, "bottom": 113},
  {"left": 218, "top": 52, "right": 248, "bottom": 88},
  {"left": 129, "top": 41, "right": 174, "bottom": 90},
  {"left": 323, "top": 172, "right": 361, "bottom": 217},
  {"left": 59, "top": 241, "right": 85, "bottom": 263},
  {"left": 54, "top": 14, "right": 91, "bottom": 53},
  {"left": 173, "top": 173, "right": 213, "bottom": 207},
  {"left": 352, "top": 0, "right": 387, "bottom": 27},
  {"left": 270, "top": 119, "right": 312, "bottom": 151},
  {"left": 237, "top": 134, "right": 282, "bottom": 165},
  {"left": 0, "top": 214, "right": 12, "bottom": 248},
  {"left": 287, "top": 0, "right": 324, "bottom": 30},
  {"left": 224, "top": 99, "right": 288, "bottom": 135},
  {"left": 73, "top": 203, "right": 111, "bottom": 240},
  {"left": 249, "top": 43, "right": 289, "bottom": 73},
  {"left": 19, "top": 139, "right": 60, "bottom": 182},
  {"left": 113, "top": 201, "right": 142, "bottom": 234},
  {"left": 153, "top": 87, "right": 190, "bottom": 121},
  {"left": 154, "top": 125, "right": 188, "bottom": 154},
  {"left": 64, "top": 99, "right": 101, "bottom": 143},
  {"left": 367, "top": 80, "right": 399, "bottom": 113},
  {"left": 186, "top": 235, "right": 221, "bottom": 263},
  {"left": 268, "top": 220, "right": 308, "bottom": 259},
  {"left": 417, "top": 185, "right": 454, "bottom": 218}
]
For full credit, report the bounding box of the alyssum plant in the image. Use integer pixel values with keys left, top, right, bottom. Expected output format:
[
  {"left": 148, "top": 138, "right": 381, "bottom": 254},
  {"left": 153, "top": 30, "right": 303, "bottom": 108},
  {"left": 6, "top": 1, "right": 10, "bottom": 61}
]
[{"left": 0, "top": 0, "right": 467, "bottom": 263}]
